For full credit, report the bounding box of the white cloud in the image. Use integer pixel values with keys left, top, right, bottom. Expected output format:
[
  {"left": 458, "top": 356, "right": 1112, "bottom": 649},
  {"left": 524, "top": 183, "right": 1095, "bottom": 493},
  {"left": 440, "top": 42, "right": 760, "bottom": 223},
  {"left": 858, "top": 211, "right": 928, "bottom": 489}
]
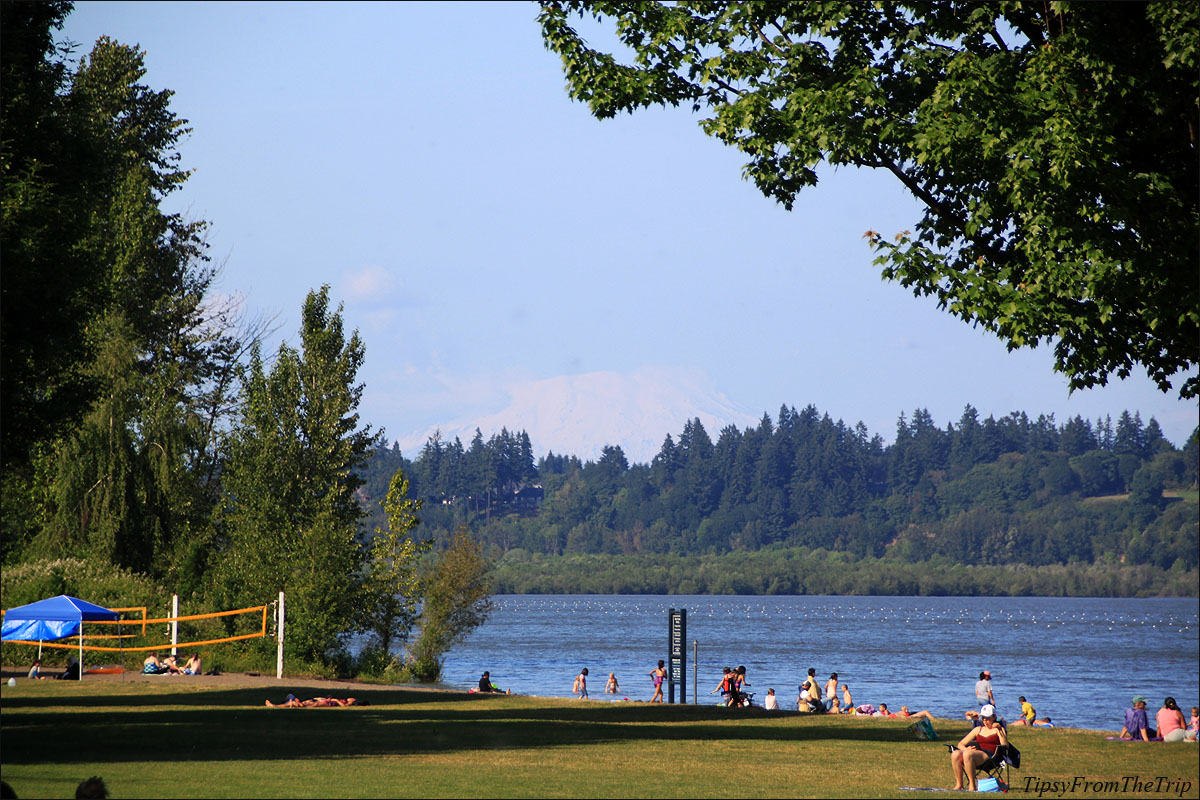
[{"left": 343, "top": 265, "right": 395, "bottom": 304}]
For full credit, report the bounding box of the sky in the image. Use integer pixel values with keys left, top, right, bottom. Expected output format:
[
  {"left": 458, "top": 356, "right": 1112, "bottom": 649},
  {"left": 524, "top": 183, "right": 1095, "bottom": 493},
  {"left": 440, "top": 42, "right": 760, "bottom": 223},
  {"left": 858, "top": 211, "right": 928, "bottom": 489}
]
[{"left": 60, "top": 1, "right": 1199, "bottom": 456}]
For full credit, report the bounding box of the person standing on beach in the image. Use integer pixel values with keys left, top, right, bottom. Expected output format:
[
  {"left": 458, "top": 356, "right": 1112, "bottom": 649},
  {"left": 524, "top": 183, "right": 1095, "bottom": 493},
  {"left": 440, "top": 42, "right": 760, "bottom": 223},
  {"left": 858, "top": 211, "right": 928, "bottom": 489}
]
[
  {"left": 649, "top": 660, "right": 666, "bottom": 703},
  {"left": 573, "top": 668, "right": 589, "bottom": 699},
  {"left": 974, "top": 670, "right": 994, "bottom": 709}
]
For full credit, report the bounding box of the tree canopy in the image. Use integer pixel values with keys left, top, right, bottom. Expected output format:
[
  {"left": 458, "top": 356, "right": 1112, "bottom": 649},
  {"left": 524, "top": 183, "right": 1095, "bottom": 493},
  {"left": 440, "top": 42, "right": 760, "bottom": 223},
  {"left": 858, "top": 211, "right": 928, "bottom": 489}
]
[
  {"left": 1, "top": 1, "right": 250, "bottom": 577},
  {"left": 538, "top": 1, "right": 1199, "bottom": 398}
]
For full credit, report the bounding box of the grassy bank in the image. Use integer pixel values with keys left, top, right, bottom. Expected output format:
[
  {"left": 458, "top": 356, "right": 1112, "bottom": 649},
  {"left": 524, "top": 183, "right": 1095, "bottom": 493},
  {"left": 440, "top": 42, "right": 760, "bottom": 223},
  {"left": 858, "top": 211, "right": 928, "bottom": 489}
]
[{"left": 1, "top": 679, "right": 1197, "bottom": 798}]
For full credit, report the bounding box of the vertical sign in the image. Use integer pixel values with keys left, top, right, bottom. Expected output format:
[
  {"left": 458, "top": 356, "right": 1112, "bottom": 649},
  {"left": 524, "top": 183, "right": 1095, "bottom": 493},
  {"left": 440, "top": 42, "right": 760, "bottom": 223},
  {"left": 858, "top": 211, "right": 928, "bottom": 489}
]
[{"left": 668, "top": 608, "right": 687, "bottom": 703}]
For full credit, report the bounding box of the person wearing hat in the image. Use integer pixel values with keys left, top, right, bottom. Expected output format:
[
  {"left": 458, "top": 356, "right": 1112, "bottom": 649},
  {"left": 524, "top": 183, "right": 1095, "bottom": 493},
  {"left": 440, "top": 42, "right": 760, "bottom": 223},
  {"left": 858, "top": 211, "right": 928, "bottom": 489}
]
[
  {"left": 974, "top": 670, "right": 995, "bottom": 709},
  {"left": 950, "top": 703, "right": 1008, "bottom": 791},
  {"left": 1119, "top": 696, "right": 1153, "bottom": 741}
]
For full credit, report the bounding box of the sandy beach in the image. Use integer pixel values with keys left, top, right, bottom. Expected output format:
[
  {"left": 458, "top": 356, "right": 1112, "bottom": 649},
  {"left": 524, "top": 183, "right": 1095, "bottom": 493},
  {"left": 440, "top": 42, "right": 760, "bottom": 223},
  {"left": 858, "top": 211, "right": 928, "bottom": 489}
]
[{"left": 0, "top": 665, "right": 456, "bottom": 695}]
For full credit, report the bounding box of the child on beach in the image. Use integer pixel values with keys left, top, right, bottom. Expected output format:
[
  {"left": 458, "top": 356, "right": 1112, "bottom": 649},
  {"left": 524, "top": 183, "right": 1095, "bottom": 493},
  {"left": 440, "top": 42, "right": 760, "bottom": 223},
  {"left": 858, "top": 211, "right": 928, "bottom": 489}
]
[
  {"left": 605, "top": 672, "right": 619, "bottom": 694},
  {"left": 573, "top": 668, "right": 589, "bottom": 699}
]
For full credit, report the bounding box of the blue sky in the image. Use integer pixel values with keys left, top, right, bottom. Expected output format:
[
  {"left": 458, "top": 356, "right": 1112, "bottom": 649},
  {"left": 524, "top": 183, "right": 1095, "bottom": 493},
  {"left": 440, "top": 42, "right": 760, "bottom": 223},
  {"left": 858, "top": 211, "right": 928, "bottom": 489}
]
[{"left": 62, "top": 1, "right": 1198, "bottom": 451}]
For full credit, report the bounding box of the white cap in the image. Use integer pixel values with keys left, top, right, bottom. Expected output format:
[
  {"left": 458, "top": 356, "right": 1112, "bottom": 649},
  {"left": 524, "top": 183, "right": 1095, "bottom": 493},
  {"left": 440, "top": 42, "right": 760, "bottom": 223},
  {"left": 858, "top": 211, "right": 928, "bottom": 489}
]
[{"left": 980, "top": 704, "right": 996, "bottom": 718}]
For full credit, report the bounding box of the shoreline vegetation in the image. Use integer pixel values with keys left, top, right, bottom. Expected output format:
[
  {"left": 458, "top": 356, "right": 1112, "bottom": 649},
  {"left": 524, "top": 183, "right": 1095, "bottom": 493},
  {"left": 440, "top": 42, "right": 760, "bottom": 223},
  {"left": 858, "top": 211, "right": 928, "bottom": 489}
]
[
  {"left": 2, "top": 678, "right": 1198, "bottom": 799},
  {"left": 492, "top": 550, "right": 1200, "bottom": 598}
]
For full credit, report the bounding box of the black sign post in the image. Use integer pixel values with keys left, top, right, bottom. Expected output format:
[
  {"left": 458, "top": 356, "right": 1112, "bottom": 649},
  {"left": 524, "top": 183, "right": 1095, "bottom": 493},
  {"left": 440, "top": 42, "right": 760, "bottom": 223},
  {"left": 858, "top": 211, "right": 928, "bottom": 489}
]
[{"left": 668, "top": 608, "right": 686, "bottom": 703}]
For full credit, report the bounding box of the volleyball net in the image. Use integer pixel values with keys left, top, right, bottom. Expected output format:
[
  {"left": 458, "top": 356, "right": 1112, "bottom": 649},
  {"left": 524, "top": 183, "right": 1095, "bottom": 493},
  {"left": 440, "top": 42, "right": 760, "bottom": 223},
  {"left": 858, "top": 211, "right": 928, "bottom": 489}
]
[{"left": 2, "top": 602, "right": 272, "bottom": 653}]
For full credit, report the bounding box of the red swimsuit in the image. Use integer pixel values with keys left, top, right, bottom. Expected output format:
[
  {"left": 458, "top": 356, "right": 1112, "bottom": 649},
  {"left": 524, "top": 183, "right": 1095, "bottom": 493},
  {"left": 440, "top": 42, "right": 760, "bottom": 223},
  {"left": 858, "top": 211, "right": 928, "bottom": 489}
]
[{"left": 975, "top": 727, "right": 1001, "bottom": 754}]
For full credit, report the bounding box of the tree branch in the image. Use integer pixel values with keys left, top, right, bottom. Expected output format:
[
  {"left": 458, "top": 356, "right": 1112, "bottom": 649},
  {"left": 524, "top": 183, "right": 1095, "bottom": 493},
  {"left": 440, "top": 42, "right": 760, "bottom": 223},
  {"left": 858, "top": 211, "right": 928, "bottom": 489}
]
[
  {"left": 989, "top": 26, "right": 1009, "bottom": 52},
  {"left": 711, "top": 75, "right": 744, "bottom": 98},
  {"left": 750, "top": 22, "right": 786, "bottom": 55},
  {"left": 866, "top": 148, "right": 1012, "bottom": 269}
]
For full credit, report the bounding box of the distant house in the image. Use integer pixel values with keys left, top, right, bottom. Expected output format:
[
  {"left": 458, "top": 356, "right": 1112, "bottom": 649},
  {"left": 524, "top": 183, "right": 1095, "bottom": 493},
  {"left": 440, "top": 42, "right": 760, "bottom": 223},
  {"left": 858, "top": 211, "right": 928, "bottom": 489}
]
[{"left": 514, "top": 484, "right": 544, "bottom": 509}]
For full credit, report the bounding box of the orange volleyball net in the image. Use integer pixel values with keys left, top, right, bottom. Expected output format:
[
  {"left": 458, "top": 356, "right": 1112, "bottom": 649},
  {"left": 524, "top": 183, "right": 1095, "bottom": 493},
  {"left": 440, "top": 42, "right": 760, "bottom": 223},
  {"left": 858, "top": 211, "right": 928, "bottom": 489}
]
[{"left": 2, "top": 603, "right": 271, "bottom": 653}]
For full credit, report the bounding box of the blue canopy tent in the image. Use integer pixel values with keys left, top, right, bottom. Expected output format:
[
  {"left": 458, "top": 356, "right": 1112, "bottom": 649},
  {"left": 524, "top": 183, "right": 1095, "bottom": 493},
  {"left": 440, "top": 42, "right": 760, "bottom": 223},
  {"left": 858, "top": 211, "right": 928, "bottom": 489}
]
[{"left": 2, "top": 595, "right": 120, "bottom": 679}]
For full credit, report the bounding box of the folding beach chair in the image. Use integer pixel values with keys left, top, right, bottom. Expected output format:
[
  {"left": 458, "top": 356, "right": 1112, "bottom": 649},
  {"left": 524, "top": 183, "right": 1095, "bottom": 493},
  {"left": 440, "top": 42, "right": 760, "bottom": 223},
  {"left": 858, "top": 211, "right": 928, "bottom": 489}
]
[{"left": 946, "top": 742, "right": 1020, "bottom": 791}]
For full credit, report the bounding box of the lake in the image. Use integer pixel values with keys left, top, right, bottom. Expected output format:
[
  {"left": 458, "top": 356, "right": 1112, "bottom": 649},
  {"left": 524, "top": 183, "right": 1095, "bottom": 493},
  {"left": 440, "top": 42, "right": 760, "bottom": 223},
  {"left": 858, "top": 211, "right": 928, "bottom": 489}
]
[{"left": 422, "top": 594, "right": 1198, "bottom": 733}]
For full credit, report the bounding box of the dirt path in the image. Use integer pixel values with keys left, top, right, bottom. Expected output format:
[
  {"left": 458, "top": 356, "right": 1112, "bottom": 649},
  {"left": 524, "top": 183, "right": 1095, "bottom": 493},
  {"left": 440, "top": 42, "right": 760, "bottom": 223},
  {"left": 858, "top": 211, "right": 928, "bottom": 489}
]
[{"left": 1, "top": 666, "right": 459, "bottom": 695}]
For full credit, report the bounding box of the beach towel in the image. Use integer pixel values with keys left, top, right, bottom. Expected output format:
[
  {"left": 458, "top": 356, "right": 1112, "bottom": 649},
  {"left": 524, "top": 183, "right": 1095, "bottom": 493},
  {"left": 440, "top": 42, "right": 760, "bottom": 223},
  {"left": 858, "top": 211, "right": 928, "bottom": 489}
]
[{"left": 909, "top": 718, "right": 938, "bottom": 740}]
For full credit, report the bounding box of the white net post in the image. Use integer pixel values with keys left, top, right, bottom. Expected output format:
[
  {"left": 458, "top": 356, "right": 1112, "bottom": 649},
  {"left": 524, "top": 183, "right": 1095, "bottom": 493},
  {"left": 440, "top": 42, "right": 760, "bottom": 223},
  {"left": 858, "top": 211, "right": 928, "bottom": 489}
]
[
  {"left": 171, "top": 594, "right": 179, "bottom": 658},
  {"left": 693, "top": 640, "right": 698, "bottom": 705},
  {"left": 276, "top": 591, "right": 285, "bottom": 680}
]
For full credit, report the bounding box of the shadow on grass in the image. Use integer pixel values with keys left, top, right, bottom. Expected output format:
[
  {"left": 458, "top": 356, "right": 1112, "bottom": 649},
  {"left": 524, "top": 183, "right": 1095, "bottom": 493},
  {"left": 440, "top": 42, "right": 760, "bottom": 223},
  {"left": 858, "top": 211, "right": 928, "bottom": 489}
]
[
  {"left": 0, "top": 685, "right": 480, "bottom": 709},
  {"left": 1, "top": 697, "right": 935, "bottom": 766}
]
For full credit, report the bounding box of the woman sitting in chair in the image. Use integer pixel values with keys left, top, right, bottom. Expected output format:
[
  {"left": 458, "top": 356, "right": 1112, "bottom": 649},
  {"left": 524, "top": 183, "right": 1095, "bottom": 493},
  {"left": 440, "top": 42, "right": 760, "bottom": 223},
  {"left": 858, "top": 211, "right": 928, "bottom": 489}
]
[{"left": 950, "top": 704, "right": 1008, "bottom": 791}]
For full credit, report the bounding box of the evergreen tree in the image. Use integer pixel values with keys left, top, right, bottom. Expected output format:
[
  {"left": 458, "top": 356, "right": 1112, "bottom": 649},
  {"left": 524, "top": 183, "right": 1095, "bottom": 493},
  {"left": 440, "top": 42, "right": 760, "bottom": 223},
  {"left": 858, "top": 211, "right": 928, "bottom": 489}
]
[
  {"left": 464, "top": 429, "right": 495, "bottom": 512},
  {"left": 1182, "top": 428, "right": 1199, "bottom": 489},
  {"left": 1028, "top": 414, "right": 1060, "bottom": 454},
  {"left": 1142, "top": 418, "right": 1170, "bottom": 458},
  {"left": 517, "top": 431, "right": 537, "bottom": 483},
  {"left": 1060, "top": 415, "right": 1097, "bottom": 457},
  {"left": 950, "top": 405, "right": 983, "bottom": 472},
  {"left": 651, "top": 433, "right": 680, "bottom": 489},
  {"left": 1113, "top": 411, "right": 1146, "bottom": 457}
]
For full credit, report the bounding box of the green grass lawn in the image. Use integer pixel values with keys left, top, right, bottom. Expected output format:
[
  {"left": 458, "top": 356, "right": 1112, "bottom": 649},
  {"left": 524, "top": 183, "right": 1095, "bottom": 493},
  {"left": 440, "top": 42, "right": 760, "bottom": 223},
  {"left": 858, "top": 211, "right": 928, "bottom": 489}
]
[{"left": 2, "top": 681, "right": 1197, "bottom": 798}]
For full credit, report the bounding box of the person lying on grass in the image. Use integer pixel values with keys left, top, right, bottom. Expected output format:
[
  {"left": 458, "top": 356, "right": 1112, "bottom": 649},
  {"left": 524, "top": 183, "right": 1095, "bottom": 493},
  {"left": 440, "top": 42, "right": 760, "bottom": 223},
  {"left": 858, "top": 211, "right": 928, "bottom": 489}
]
[
  {"left": 265, "top": 694, "right": 367, "bottom": 707},
  {"left": 898, "top": 706, "right": 935, "bottom": 720}
]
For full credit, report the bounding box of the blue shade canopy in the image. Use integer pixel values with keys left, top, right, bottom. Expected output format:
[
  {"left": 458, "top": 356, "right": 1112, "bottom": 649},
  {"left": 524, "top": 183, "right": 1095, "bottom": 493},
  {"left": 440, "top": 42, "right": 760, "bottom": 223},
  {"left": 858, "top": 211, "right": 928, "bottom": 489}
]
[{"left": 1, "top": 595, "right": 119, "bottom": 641}]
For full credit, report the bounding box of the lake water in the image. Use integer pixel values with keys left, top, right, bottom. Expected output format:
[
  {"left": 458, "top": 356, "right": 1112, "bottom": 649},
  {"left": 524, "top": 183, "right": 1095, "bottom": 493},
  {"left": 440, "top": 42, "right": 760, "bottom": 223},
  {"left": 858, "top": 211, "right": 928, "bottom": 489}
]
[{"left": 418, "top": 594, "right": 1198, "bottom": 733}]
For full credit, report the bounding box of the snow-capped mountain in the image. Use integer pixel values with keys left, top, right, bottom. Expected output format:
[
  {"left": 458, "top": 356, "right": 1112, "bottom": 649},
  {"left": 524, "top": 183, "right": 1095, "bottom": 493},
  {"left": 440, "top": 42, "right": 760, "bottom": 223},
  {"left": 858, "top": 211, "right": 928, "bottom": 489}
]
[{"left": 392, "top": 367, "right": 761, "bottom": 464}]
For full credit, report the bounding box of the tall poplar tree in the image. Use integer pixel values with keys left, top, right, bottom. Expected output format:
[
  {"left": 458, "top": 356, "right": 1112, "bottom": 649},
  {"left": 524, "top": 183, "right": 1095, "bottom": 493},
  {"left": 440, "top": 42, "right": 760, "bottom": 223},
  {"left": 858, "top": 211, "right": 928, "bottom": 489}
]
[{"left": 218, "top": 286, "right": 381, "bottom": 664}]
